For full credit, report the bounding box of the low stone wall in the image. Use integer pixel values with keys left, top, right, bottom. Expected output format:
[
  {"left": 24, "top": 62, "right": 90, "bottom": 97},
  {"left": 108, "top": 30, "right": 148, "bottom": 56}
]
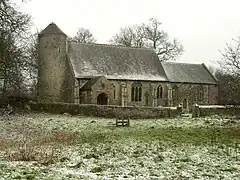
[
  {"left": 30, "top": 103, "right": 182, "bottom": 119},
  {"left": 192, "top": 105, "right": 240, "bottom": 117}
]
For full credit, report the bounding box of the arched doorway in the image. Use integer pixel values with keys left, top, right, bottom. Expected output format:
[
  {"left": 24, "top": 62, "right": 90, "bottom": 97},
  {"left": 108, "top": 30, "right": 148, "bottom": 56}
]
[{"left": 97, "top": 93, "right": 108, "bottom": 105}]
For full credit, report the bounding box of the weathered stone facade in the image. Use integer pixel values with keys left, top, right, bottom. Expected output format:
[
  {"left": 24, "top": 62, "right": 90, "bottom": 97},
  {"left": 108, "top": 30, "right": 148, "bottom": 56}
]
[
  {"left": 38, "top": 25, "right": 75, "bottom": 103},
  {"left": 171, "top": 83, "right": 218, "bottom": 110},
  {"left": 77, "top": 79, "right": 218, "bottom": 108},
  {"left": 78, "top": 79, "right": 171, "bottom": 107},
  {"left": 37, "top": 23, "right": 219, "bottom": 107}
]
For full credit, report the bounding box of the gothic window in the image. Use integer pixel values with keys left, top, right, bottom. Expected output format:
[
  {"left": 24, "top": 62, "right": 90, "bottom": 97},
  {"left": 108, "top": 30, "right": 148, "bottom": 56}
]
[
  {"left": 131, "top": 83, "right": 142, "bottom": 101},
  {"left": 198, "top": 86, "right": 204, "bottom": 101},
  {"left": 172, "top": 85, "right": 178, "bottom": 100},
  {"left": 113, "top": 85, "right": 116, "bottom": 99},
  {"left": 156, "top": 85, "right": 163, "bottom": 99}
]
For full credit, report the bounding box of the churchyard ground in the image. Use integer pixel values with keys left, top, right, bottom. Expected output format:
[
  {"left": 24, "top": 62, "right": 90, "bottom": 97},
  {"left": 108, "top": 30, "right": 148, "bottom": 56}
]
[{"left": 0, "top": 112, "right": 240, "bottom": 179}]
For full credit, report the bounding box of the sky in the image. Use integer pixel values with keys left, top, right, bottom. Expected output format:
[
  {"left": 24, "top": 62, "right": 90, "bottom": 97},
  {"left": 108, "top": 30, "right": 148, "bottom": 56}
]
[{"left": 16, "top": 0, "right": 240, "bottom": 67}]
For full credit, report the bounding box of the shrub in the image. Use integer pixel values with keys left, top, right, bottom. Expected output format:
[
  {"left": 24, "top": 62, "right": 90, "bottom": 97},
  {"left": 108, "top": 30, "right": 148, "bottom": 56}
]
[{"left": 6, "top": 144, "right": 60, "bottom": 165}]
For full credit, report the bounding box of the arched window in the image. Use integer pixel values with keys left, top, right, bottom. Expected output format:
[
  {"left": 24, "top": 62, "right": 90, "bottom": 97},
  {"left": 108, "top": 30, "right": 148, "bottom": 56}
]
[
  {"left": 131, "top": 82, "right": 142, "bottom": 101},
  {"left": 113, "top": 85, "right": 116, "bottom": 99},
  {"left": 172, "top": 85, "right": 178, "bottom": 100},
  {"left": 156, "top": 85, "right": 163, "bottom": 99},
  {"left": 198, "top": 86, "right": 204, "bottom": 101}
]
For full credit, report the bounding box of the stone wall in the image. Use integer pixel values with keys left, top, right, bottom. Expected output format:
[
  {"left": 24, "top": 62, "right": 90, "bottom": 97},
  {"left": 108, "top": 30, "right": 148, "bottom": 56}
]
[
  {"left": 61, "top": 57, "right": 75, "bottom": 103},
  {"left": 172, "top": 83, "right": 218, "bottom": 110},
  {"left": 77, "top": 78, "right": 218, "bottom": 108},
  {"left": 30, "top": 102, "right": 182, "bottom": 119},
  {"left": 208, "top": 85, "right": 218, "bottom": 105},
  {"left": 192, "top": 105, "right": 240, "bottom": 117}
]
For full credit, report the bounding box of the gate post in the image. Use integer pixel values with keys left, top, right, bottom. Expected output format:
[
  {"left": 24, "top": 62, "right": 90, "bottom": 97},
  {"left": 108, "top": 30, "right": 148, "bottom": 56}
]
[{"left": 192, "top": 104, "right": 200, "bottom": 118}]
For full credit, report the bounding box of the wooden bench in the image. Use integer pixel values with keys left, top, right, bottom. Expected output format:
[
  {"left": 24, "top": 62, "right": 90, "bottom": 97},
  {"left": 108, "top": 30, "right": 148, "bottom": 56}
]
[{"left": 116, "top": 118, "right": 130, "bottom": 127}]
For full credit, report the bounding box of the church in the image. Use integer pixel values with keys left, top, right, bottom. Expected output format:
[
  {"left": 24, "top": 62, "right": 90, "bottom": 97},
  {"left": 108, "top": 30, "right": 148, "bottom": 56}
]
[{"left": 37, "top": 22, "right": 218, "bottom": 110}]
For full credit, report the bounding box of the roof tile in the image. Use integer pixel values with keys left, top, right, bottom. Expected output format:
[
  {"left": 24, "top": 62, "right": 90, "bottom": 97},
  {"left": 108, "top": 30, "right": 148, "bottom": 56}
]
[
  {"left": 39, "top": 22, "right": 66, "bottom": 36},
  {"left": 161, "top": 62, "right": 217, "bottom": 84},
  {"left": 69, "top": 42, "right": 167, "bottom": 81}
]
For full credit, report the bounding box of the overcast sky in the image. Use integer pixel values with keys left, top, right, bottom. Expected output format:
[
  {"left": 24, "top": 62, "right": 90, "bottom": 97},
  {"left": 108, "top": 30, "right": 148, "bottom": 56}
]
[{"left": 17, "top": 0, "right": 240, "bottom": 67}]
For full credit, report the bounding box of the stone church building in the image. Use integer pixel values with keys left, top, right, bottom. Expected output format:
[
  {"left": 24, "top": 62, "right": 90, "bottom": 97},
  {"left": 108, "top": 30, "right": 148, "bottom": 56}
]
[{"left": 37, "top": 22, "right": 218, "bottom": 109}]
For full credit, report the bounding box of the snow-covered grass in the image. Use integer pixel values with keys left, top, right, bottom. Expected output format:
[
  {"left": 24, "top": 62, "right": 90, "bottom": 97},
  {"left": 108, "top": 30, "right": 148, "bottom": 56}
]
[{"left": 0, "top": 113, "right": 240, "bottom": 179}]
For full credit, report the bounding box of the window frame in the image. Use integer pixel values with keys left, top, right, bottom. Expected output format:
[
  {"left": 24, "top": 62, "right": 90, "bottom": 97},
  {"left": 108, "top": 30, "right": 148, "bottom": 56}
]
[
  {"left": 156, "top": 85, "right": 163, "bottom": 99},
  {"left": 131, "top": 83, "right": 142, "bottom": 102},
  {"left": 172, "top": 85, "right": 178, "bottom": 100},
  {"left": 113, "top": 85, "right": 116, "bottom": 99},
  {"left": 198, "top": 86, "right": 204, "bottom": 101}
]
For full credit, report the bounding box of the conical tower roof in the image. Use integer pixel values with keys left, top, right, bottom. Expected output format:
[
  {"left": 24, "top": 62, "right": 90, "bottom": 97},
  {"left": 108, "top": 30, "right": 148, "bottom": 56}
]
[{"left": 39, "top": 22, "right": 66, "bottom": 36}]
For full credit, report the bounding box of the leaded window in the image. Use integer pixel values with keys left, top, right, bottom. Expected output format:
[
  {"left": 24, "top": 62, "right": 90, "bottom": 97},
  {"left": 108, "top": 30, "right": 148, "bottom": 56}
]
[
  {"left": 131, "top": 83, "right": 142, "bottom": 101},
  {"left": 156, "top": 85, "right": 163, "bottom": 99}
]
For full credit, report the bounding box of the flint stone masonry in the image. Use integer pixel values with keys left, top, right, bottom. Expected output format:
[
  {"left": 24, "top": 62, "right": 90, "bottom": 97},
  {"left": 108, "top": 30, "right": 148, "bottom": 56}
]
[
  {"left": 30, "top": 103, "right": 182, "bottom": 119},
  {"left": 192, "top": 104, "right": 240, "bottom": 117}
]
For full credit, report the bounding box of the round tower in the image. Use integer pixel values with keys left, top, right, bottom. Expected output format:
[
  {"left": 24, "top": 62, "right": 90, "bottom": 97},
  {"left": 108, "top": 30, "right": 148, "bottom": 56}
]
[{"left": 38, "top": 22, "right": 68, "bottom": 103}]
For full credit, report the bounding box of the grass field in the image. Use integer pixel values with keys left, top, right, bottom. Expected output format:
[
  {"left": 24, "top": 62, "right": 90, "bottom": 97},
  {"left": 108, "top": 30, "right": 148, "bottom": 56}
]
[{"left": 0, "top": 112, "right": 240, "bottom": 179}]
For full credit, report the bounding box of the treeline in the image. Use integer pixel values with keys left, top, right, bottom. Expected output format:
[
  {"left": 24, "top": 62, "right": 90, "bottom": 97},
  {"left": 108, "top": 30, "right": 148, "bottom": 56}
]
[
  {"left": 0, "top": 0, "right": 33, "bottom": 107},
  {"left": 216, "top": 37, "right": 240, "bottom": 105},
  {"left": 215, "top": 72, "right": 240, "bottom": 105}
]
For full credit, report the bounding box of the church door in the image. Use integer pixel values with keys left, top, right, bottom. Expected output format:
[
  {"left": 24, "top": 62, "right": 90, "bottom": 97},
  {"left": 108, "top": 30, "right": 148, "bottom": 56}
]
[{"left": 97, "top": 93, "right": 108, "bottom": 105}]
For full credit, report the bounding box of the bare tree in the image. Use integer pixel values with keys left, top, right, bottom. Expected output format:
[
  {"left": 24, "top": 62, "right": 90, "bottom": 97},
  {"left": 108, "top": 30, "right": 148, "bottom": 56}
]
[
  {"left": 26, "top": 31, "right": 39, "bottom": 80},
  {"left": 0, "top": 0, "right": 31, "bottom": 104},
  {"left": 109, "top": 25, "right": 145, "bottom": 48},
  {"left": 110, "top": 27, "right": 134, "bottom": 47},
  {"left": 143, "top": 18, "right": 166, "bottom": 49},
  {"left": 217, "top": 38, "right": 240, "bottom": 105},
  {"left": 155, "top": 38, "right": 183, "bottom": 61},
  {"left": 219, "top": 37, "right": 240, "bottom": 76},
  {"left": 215, "top": 70, "right": 240, "bottom": 105},
  {"left": 207, "top": 65, "right": 216, "bottom": 75},
  {"left": 143, "top": 18, "right": 184, "bottom": 61},
  {"left": 109, "top": 18, "right": 184, "bottom": 61},
  {"left": 72, "top": 28, "right": 96, "bottom": 43}
]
